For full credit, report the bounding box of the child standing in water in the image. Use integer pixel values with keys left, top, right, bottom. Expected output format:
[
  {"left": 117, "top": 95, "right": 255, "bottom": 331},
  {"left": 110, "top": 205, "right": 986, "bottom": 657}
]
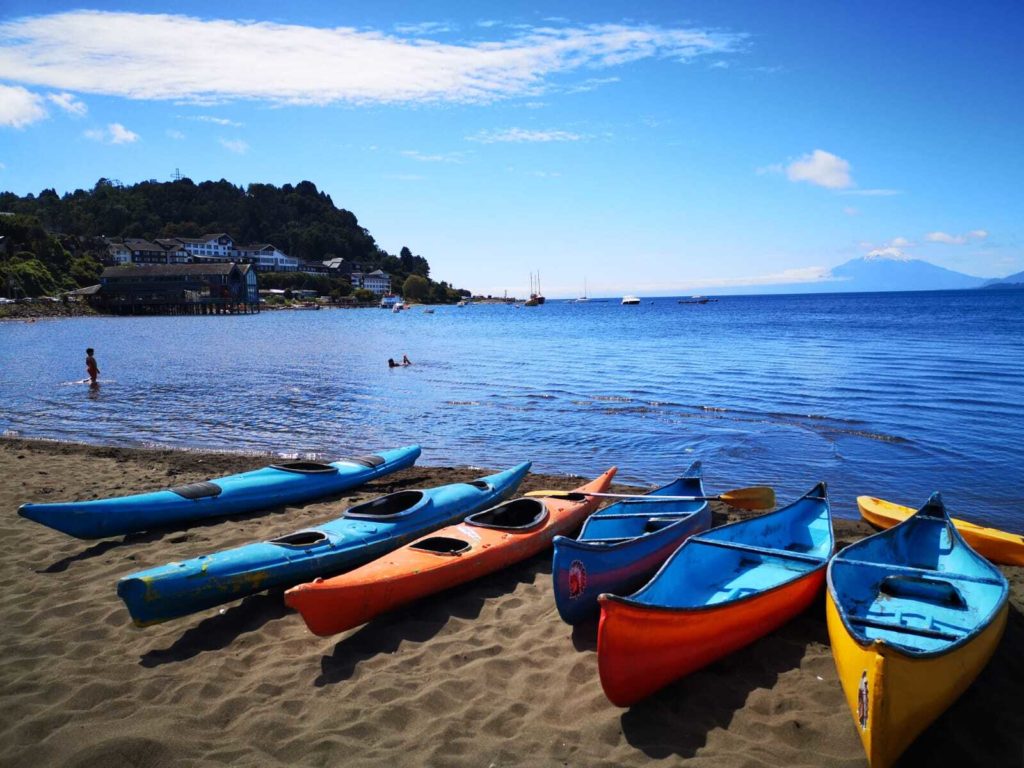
[{"left": 85, "top": 348, "right": 99, "bottom": 385}]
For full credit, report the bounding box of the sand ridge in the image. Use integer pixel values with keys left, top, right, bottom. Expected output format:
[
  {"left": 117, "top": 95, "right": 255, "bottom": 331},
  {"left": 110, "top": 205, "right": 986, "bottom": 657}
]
[{"left": 0, "top": 438, "right": 1021, "bottom": 767}]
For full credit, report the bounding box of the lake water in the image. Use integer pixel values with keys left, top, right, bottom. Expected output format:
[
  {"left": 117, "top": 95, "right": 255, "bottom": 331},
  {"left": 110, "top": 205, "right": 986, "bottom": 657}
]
[{"left": 1, "top": 290, "right": 1022, "bottom": 527}]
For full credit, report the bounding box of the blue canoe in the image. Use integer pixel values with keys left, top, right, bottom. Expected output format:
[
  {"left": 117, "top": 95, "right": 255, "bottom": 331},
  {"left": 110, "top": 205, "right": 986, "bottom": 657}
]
[
  {"left": 826, "top": 492, "right": 1009, "bottom": 767},
  {"left": 551, "top": 461, "right": 711, "bottom": 624},
  {"left": 117, "top": 462, "right": 531, "bottom": 626},
  {"left": 597, "top": 482, "right": 833, "bottom": 705},
  {"left": 18, "top": 445, "right": 422, "bottom": 539}
]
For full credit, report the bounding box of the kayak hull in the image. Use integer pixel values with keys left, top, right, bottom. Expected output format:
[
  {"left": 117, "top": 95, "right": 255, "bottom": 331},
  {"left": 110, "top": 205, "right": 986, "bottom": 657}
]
[
  {"left": 828, "top": 493, "right": 1009, "bottom": 767},
  {"left": 858, "top": 495, "right": 1024, "bottom": 566},
  {"left": 286, "top": 468, "right": 617, "bottom": 636},
  {"left": 551, "top": 462, "right": 710, "bottom": 625},
  {"left": 116, "top": 462, "right": 530, "bottom": 626},
  {"left": 597, "top": 482, "right": 833, "bottom": 706},
  {"left": 19, "top": 445, "right": 421, "bottom": 539}
]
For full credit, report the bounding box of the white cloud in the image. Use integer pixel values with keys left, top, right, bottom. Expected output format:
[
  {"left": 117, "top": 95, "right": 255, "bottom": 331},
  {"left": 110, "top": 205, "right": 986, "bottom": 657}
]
[
  {"left": 785, "top": 149, "right": 853, "bottom": 189},
  {"left": 468, "top": 127, "right": 583, "bottom": 143},
  {"left": 47, "top": 91, "right": 86, "bottom": 116},
  {"left": 393, "top": 21, "right": 454, "bottom": 36},
  {"left": 865, "top": 247, "right": 911, "bottom": 261},
  {"left": 84, "top": 122, "right": 139, "bottom": 144},
  {"left": 889, "top": 236, "right": 912, "bottom": 247},
  {"left": 166, "top": 129, "right": 185, "bottom": 140},
  {"left": 926, "top": 230, "right": 987, "bottom": 244},
  {"left": 219, "top": 138, "right": 249, "bottom": 154},
  {"left": 0, "top": 11, "right": 743, "bottom": 106},
  {"left": 0, "top": 84, "right": 47, "bottom": 127},
  {"left": 401, "top": 149, "right": 465, "bottom": 163},
  {"left": 186, "top": 115, "right": 243, "bottom": 127}
]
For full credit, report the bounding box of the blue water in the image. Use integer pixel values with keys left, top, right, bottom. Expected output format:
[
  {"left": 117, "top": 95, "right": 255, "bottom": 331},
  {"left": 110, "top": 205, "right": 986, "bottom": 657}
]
[{"left": 1, "top": 290, "right": 1022, "bottom": 527}]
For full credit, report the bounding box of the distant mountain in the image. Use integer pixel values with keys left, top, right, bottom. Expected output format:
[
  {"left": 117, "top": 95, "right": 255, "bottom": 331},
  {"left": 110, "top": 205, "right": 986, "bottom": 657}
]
[
  {"left": 981, "top": 270, "right": 1024, "bottom": 289},
  {"left": 824, "top": 256, "right": 988, "bottom": 292}
]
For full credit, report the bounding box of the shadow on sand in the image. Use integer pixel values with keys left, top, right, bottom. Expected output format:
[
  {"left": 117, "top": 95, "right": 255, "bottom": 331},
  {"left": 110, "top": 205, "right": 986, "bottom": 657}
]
[
  {"left": 139, "top": 590, "right": 291, "bottom": 668},
  {"left": 619, "top": 607, "right": 825, "bottom": 760},
  {"left": 314, "top": 553, "right": 552, "bottom": 687}
]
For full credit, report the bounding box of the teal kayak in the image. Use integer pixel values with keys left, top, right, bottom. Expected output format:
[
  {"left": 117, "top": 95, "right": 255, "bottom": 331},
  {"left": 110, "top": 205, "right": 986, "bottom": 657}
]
[
  {"left": 18, "top": 445, "right": 421, "bottom": 539},
  {"left": 117, "top": 461, "right": 531, "bottom": 626}
]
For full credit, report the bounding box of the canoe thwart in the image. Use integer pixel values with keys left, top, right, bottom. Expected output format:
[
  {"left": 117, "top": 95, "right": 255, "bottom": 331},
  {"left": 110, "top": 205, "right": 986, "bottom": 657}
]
[
  {"left": 169, "top": 481, "right": 222, "bottom": 500},
  {"left": 691, "top": 536, "right": 825, "bottom": 564},
  {"left": 847, "top": 615, "right": 963, "bottom": 642}
]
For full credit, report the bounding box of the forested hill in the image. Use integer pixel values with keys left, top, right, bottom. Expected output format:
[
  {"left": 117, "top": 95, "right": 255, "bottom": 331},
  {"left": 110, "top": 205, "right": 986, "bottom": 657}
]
[{"left": 0, "top": 178, "right": 464, "bottom": 300}]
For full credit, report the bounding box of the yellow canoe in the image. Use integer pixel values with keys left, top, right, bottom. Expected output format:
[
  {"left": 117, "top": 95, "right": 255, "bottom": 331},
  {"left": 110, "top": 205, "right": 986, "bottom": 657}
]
[
  {"left": 858, "top": 495, "right": 1024, "bottom": 567},
  {"left": 830, "top": 493, "right": 1009, "bottom": 767}
]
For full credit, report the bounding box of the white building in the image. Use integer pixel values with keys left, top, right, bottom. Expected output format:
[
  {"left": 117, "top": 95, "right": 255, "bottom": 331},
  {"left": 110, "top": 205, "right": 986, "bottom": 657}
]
[
  {"left": 176, "top": 233, "right": 235, "bottom": 261},
  {"left": 235, "top": 243, "right": 298, "bottom": 272},
  {"left": 351, "top": 269, "right": 391, "bottom": 295}
]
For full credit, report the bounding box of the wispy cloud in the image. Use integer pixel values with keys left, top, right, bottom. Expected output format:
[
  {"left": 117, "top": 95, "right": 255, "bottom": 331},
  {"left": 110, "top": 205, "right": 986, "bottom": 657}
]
[
  {"left": 0, "top": 12, "right": 743, "bottom": 106},
  {"left": 84, "top": 122, "right": 139, "bottom": 144},
  {"left": 401, "top": 149, "right": 466, "bottom": 163},
  {"left": 0, "top": 84, "right": 47, "bottom": 127},
  {"left": 785, "top": 149, "right": 853, "bottom": 189},
  {"left": 926, "top": 230, "right": 987, "bottom": 245},
  {"left": 843, "top": 206, "right": 859, "bottom": 216},
  {"left": 468, "top": 127, "right": 584, "bottom": 143},
  {"left": 47, "top": 91, "right": 86, "bottom": 116},
  {"left": 166, "top": 129, "right": 185, "bottom": 140},
  {"left": 566, "top": 76, "right": 620, "bottom": 94},
  {"left": 184, "top": 115, "right": 243, "bottom": 127},
  {"left": 865, "top": 247, "right": 912, "bottom": 261},
  {"left": 218, "top": 138, "right": 249, "bottom": 154},
  {"left": 393, "top": 21, "right": 455, "bottom": 36}
]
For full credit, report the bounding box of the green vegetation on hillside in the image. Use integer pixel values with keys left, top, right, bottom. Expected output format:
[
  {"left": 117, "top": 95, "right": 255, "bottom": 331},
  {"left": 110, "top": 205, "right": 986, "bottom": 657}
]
[{"left": 0, "top": 179, "right": 469, "bottom": 301}]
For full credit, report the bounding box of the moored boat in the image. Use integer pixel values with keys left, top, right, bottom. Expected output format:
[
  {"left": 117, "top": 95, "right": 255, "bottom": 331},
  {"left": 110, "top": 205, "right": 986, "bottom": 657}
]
[
  {"left": 116, "top": 462, "right": 531, "bottom": 626},
  {"left": 621, "top": 295, "right": 641, "bottom": 305},
  {"left": 18, "top": 445, "right": 421, "bottom": 539},
  {"left": 597, "top": 482, "right": 832, "bottom": 706},
  {"left": 858, "top": 494, "right": 1024, "bottom": 566},
  {"left": 286, "top": 467, "right": 617, "bottom": 636},
  {"left": 551, "top": 461, "right": 710, "bottom": 624},
  {"left": 827, "top": 492, "right": 1008, "bottom": 767}
]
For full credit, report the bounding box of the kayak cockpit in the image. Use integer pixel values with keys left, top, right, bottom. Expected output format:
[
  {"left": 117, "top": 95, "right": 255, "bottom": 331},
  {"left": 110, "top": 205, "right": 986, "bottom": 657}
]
[
  {"left": 344, "top": 491, "right": 426, "bottom": 519},
  {"left": 410, "top": 536, "right": 472, "bottom": 556},
  {"left": 466, "top": 498, "right": 548, "bottom": 530},
  {"left": 271, "top": 530, "right": 329, "bottom": 547},
  {"left": 269, "top": 461, "right": 339, "bottom": 474}
]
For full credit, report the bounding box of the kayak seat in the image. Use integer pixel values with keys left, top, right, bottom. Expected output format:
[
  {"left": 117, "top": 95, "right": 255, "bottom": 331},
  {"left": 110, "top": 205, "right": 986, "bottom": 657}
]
[
  {"left": 466, "top": 498, "right": 548, "bottom": 530},
  {"left": 879, "top": 574, "right": 966, "bottom": 608},
  {"left": 345, "top": 454, "right": 386, "bottom": 468},
  {"left": 270, "top": 461, "right": 339, "bottom": 474},
  {"left": 169, "top": 481, "right": 222, "bottom": 500},
  {"left": 271, "top": 530, "right": 328, "bottom": 547},
  {"left": 345, "top": 491, "right": 424, "bottom": 518},
  {"left": 466, "top": 480, "right": 492, "bottom": 491},
  {"left": 411, "top": 536, "right": 472, "bottom": 555}
]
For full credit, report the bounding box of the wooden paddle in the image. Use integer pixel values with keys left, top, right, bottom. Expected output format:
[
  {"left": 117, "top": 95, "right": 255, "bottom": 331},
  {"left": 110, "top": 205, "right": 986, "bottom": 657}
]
[{"left": 524, "top": 486, "right": 775, "bottom": 511}]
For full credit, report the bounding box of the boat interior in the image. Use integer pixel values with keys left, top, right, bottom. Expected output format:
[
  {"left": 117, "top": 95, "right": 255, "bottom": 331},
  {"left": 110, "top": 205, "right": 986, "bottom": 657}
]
[
  {"left": 269, "top": 461, "right": 339, "bottom": 474},
  {"left": 271, "top": 530, "right": 329, "bottom": 547},
  {"left": 410, "top": 536, "right": 473, "bottom": 555},
  {"left": 831, "top": 509, "right": 1007, "bottom": 653},
  {"left": 578, "top": 475, "right": 705, "bottom": 544},
  {"left": 466, "top": 498, "right": 549, "bottom": 530},
  {"left": 169, "top": 481, "right": 223, "bottom": 499},
  {"left": 344, "top": 491, "right": 426, "bottom": 518},
  {"left": 631, "top": 488, "right": 833, "bottom": 609}
]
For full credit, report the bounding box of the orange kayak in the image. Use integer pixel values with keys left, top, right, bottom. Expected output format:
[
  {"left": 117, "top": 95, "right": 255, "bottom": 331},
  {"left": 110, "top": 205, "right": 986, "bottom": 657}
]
[
  {"left": 286, "top": 467, "right": 617, "bottom": 636},
  {"left": 858, "top": 495, "right": 1024, "bottom": 567}
]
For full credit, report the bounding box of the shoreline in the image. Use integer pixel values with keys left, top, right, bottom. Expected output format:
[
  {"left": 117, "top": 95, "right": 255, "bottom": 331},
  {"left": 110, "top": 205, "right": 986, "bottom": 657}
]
[{"left": 1, "top": 438, "right": 1021, "bottom": 766}]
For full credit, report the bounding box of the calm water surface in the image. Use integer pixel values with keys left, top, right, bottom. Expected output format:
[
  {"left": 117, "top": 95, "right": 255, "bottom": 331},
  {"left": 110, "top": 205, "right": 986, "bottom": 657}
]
[{"left": 1, "top": 290, "right": 1022, "bottom": 527}]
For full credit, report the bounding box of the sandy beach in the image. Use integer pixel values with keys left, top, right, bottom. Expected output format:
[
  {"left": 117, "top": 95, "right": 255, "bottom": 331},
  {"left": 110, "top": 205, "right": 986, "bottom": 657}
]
[{"left": 1, "top": 437, "right": 1021, "bottom": 767}]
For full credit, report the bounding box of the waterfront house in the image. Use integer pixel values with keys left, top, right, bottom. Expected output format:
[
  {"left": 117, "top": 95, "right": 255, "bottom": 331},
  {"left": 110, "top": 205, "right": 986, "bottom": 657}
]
[
  {"left": 351, "top": 269, "right": 391, "bottom": 294},
  {"left": 235, "top": 243, "right": 298, "bottom": 272},
  {"left": 98, "top": 263, "right": 258, "bottom": 315}
]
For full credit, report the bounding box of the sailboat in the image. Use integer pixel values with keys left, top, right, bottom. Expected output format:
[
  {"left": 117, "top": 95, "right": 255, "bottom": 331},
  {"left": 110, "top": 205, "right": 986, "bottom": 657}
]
[
  {"left": 526, "top": 272, "right": 545, "bottom": 306},
  {"left": 575, "top": 278, "right": 590, "bottom": 303}
]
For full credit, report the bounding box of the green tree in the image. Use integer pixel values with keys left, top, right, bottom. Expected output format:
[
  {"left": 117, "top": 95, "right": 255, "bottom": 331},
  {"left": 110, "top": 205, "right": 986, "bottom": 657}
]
[
  {"left": 402, "top": 274, "right": 429, "bottom": 302},
  {"left": 353, "top": 288, "right": 376, "bottom": 303}
]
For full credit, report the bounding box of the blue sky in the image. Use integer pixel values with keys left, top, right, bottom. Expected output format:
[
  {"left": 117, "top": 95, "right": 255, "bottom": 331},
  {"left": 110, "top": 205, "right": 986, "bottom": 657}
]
[{"left": 1, "top": 1, "right": 1021, "bottom": 296}]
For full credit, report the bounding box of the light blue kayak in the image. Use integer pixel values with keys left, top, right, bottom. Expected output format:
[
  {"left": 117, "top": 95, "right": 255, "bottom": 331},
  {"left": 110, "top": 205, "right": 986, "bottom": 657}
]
[
  {"left": 117, "top": 462, "right": 531, "bottom": 626},
  {"left": 18, "top": 445, "right": 421, "bottom": 539},
  {"left": 551, "top": 461, "right": 711, "bottom": 624}
]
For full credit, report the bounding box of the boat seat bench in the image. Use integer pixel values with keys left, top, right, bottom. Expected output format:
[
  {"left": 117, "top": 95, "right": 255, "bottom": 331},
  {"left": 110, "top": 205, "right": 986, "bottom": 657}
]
[
  {"left": 848, "top": 615, "right": 962, "bottom": 642},
  {"left": 834, "top": 558, "right": 1005, "bottom": 586},
  {"left": 691, "top": 537, "right": 825, "bottom": 564}
]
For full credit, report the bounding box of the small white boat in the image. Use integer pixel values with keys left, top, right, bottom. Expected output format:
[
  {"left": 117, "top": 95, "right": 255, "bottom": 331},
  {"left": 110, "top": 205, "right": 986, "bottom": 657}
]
[
  {"left": 621, "top": 295, "right": 641, "bottom": 305},
  {"left": 392, "top": 302, "right": 405, "bottom": 313}
]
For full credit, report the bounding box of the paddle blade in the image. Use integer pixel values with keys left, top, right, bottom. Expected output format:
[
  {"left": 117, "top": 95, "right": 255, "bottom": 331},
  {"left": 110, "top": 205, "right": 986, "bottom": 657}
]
[{"left": 718, "top": 486, "right": 775, "bottom": 510}]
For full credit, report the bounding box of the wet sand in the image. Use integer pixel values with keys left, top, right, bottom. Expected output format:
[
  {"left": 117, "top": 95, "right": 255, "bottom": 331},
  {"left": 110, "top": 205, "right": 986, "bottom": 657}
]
[{"left": 1, "top": 438, "right": 1021, "bottom": 767}]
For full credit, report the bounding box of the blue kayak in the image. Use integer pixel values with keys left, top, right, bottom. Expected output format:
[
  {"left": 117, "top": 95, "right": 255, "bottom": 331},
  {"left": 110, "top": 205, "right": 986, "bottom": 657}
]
[
  {"left": 117, "top": 461, "right": 531, "bottom": 626},
  {"left": 551, "top": 461, "right": 711, "bottom": 624},
  {"left": 18, "top": 445, "right": 421, "bottom": 539}
]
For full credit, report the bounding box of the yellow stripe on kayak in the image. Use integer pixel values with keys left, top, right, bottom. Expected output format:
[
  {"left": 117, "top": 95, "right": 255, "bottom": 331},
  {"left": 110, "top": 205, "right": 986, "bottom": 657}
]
[
  {"left": 857, "top": 496, "right": 1024, "bottom": 567},
  {"left": 826, "top": 593, "right": 1008, "bottom": 768}
]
